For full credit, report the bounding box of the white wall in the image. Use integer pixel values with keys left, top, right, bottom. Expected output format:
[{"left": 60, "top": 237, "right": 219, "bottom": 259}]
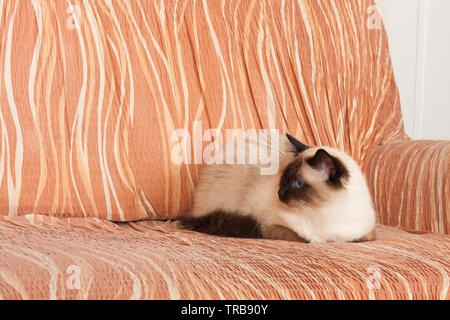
[{"left": 376, "top": 0, "right": 450, "bottom": 140}]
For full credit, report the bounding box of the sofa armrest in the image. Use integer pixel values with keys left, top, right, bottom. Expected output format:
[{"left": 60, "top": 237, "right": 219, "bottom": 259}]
[{"left": 365, "top": 140, "right": 449, "bottom": 234}]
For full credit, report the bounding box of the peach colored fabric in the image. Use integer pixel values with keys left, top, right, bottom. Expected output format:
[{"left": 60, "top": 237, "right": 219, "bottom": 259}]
[
  {"left": 0, "top": 0, "right": 406, "bottom": 221},
  {"left": 365, "top": 140, "right": 450, "bottom": 235},
  {"left": 0, "top": 214, "right": 448, "bottom": 300}
]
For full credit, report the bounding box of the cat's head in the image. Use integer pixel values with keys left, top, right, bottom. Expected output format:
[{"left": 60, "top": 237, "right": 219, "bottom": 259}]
[{"left": 278, "top": 134, "right": 351, "bottom": 208}]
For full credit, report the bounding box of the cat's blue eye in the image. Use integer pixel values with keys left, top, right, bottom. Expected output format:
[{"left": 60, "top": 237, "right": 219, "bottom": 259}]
[{"left": 295, "top": 178, "right": 304, "bottom": 189}]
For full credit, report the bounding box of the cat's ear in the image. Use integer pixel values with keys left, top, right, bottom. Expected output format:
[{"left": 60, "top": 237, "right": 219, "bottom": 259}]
[
  {"left": 307, "top": 149, "right": 349, "bottom": 186},
  {"left": 286, "top": 134, "right": 309, "bottom": 154},
  {"left": 307, "top": 149, "right": 336, "bottom": 179}
]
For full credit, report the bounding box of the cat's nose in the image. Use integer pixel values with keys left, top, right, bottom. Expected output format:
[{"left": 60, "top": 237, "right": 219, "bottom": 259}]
[{"left": 278, "top": 188, "right": 289, "bottom": 201}]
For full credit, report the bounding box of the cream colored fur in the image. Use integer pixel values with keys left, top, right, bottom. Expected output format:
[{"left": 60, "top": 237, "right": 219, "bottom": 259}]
[{"left": 191, "top": 134, "right": 376, "bottom": 243}]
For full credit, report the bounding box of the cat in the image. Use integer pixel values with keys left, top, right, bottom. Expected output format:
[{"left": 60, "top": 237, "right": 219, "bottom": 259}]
[{"left": 179, "top": 133, "right": 376, "bottom": 243}]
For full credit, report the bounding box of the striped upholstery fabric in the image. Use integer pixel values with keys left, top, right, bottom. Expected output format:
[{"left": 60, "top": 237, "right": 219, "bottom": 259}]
[
  {"left": 365, "top": 140, "right": 450, "bottom": 235},
  {"left": 1, "top": 1, "right": 448, "bottom": 301},
  {"left": 0, "top": 214, "right": 448, "bottom": 300},
  {"left": 0, "top": 0, "right": 406, "bottom": 221}
]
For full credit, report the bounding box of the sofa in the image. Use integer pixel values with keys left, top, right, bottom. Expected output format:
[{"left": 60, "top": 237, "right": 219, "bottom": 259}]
[{"left": 0, "top": 0, "right": 448, "bottom": 300}]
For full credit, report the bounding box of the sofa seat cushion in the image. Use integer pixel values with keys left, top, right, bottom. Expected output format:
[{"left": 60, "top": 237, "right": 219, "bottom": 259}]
[{"left": 0, "top": 215, "right": 448, "bottom": 300}]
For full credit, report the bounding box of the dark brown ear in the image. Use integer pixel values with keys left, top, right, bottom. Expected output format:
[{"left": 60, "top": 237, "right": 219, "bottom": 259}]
[
  {"left": 307, "top": 149, "right": 349, "bottom": 186},
  {"left": 286, "top": 134, "right": 309, "bottom": 154}
]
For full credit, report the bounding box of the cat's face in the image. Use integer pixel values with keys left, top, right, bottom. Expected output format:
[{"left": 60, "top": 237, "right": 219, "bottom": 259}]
[{"left": 278, "top": 135, "right": 350, "bottom": 208}]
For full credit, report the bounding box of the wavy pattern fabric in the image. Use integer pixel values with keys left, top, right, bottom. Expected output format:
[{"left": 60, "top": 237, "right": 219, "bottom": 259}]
[
  {"left": 0, "top": 0, "right": 406, "bottom": 221},
  {"left": 0, "top": 214, "right": 448, "bottom": 300},
  {"left": 365, "top": 141, "right": 450, "bottom": 235}
]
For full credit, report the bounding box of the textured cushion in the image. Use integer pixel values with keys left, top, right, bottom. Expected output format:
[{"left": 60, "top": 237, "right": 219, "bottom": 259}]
[
  {"left": 0, "top": 0, "right": 405, "bottom": 221},
  {"left": 365, "top": 140, "right": 450, "bottom": 234},
  {"left": 0, "top": 215, "right": 448, "bottom": 299}
]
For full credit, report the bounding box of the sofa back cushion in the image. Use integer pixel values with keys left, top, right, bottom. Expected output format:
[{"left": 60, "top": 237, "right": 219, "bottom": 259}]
[{"left": 0, "top": 0, "right": 405, "bottom": 220}]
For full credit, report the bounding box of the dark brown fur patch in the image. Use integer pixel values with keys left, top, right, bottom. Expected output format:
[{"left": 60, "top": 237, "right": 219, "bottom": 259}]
[
  {"left": 286, "top": 134, "right": 309, "bottom": 155},
  {"left": 278, "top": 158, "right": 318, "bottom": 205},
  {"left": 180, "top": 211, "right": 307, "bottom": 243},
  {"left": 179, "top": 211, "right": 262, "bottom": 239},
  {"left": 261, "top": 224, "right": 308, "bottom": 243},
  {"left": 306, "top": 149, "right": 350, "bottom": 188}
]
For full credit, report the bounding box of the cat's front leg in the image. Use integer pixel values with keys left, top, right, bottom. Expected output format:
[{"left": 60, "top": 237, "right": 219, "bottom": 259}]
[{"left": 261, "top": 224, "right": 308, "bottom": 243}]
